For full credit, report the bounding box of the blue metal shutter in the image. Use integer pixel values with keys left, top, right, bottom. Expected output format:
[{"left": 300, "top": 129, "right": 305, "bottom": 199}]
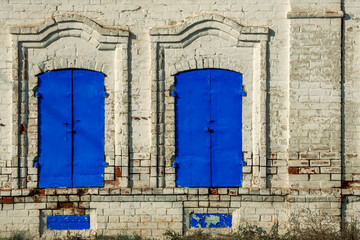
[
  {"left": 174, "top": 69, "right": 244, "bottom": 187},
  {"left": 210, "top": 70, "right": 243, "bottom": 187},
  {"left": 38, "top": 70, "right": 73, "bottom": 188},
  {"left": 72, "top": 70, "right": 105, "bottom": 187},
  {"left": 175, "top": 70, "right": 211, "bottom": 187}
]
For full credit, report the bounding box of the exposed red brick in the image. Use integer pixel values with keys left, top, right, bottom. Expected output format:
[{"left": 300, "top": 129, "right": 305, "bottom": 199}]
[
  {"left": 2, "top": 197, "right": 14, "bottom": 204},
  {"left": 288, "top": 167, "right": 299, "bottom": 174},
  {"left": 75, "top": 209, "right": 86, "bottom": 215},
  {"left": 270, "top": 153, "right": 277, "bottom": 159},
  {"left": 209, "top": 188, "right": 218, "bottom": 195},
  {"left": 115, "top": 167, "right": 122, "bottom": 177},
  {"left": 36, "top": 189, "right": 46, "bottom": 195},
  {"left": 59, "top": 202, "right": 74, "bottom": 208},
  {"left": 342, "top": 181, "right": 360, "bottom": 189}
]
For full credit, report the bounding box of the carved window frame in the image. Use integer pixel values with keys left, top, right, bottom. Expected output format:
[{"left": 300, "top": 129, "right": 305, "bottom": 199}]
[{"left": 10, "top": 14, "right": 130, "bottom": 189}]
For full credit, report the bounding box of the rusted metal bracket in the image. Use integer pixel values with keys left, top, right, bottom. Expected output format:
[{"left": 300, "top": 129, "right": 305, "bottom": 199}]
[
  {"left": 169, "top": 85, "right": 176, "bottom": 97},
  {"left": 33, "top": 156, "right": 39, "bottom": 168},
  {"left": 33, "top": 85, "right": 39, "bottom": 97}
]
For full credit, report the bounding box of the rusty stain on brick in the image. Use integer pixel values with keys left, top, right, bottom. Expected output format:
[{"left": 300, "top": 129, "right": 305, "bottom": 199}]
[
  {"left": 229, "top": 189, "right": 238, "bottom": 195},
  {"left": 288, "top": 167, "right": 299, "bottom": 174},
  {"left": 76, "top": 209, "right": 86, "bottom": 215},
  {"left": 2, "top": 197, "right": 14, "bottom": 204},
  {"left": 342, "top": 181, "right": 360, "bottom": 189},
  {"left": 59, "top": 202, "right": 74, "bottom": 208},
  {"left": 115, "top": 167, "right": 121, "bottom": 177},
  {"left": 346, "top": 154, "right": 358, "bottom": 159},
  {"left": 19, "top": 124, "right": 27, "bottom": 134},
  {"left": 78, "top": 189, "right": 86, "bottom": 195},
  {"left": 209, "top": 188, "right": 218, "bottom": 195},
  {"left": 36, "top": 189, "right": 46, "bottom": 195},
  {"left": 33, "top": 195, "right": 46, "bottom": 203}
]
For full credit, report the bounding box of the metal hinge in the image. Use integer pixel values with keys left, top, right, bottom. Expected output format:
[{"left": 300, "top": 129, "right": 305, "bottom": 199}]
[
  {"left": 238, "top": 86, "right": 247, "bottom": 96},
  {"left": 104, "top": 86, "right": 109, "bottom": 98},
  {"left": 171, "top": 155, "right": 178, "bottom": 168},
  {"left": 34, "top": 156, "right": 39, "bottom": 168},
  {"left": 237, "top": 90, "right": 246, "bottom": 96},
  {"left": 169, "top": 85, "right": 176, "bottom": 97},
  {"left": 32, "top": 85, "right": 39, "bottom": 97}
]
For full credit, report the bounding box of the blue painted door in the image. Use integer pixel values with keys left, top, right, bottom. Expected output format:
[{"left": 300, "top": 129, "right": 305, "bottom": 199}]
[
  {"left": 38, "top": 69, "right": 105, "bottom": 188},
  {"left": 175, "top": 69, "right": 244, "bottom": 187}
]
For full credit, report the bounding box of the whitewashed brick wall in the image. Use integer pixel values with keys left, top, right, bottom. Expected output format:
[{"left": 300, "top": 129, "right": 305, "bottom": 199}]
[{"left": 0, "top": 0, "right": 359, "bottom": 239}]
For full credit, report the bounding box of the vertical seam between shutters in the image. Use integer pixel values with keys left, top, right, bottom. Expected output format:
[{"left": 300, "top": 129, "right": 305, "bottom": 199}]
[
  {"left": 71, "top": 70, "right": 74, "bottom": 187},
  {"left": 209, "top": 70, "right": 212, "bottom": 187}
]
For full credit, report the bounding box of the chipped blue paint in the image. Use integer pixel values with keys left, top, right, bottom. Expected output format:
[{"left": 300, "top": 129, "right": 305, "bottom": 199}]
[
  {"left": 174, "top": 69, "right": 244, "bottom": 187},
  {"left": 190, "top": 214, "right": 232, "bottom": 228},
  {"left": 47, "top": 215, "right": 90, "bottom": 230}
]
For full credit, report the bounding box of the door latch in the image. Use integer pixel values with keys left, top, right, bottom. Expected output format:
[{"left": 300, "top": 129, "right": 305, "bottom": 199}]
[{"left": 205, "top": 127, "right": 214, "bottom": 133}]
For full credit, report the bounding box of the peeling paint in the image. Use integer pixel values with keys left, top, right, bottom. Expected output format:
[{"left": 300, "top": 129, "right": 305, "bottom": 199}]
[{"left": 190, "top": 214, "right": 232, "bottom": 228}]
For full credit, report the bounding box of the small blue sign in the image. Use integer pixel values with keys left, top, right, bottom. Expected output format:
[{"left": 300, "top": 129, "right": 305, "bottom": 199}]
[
  {"left": 190, "top": 214, "right": 232, "bottom": 228},
  {"left": 47, "top": 215, "right": 90, "bottom": 230}
]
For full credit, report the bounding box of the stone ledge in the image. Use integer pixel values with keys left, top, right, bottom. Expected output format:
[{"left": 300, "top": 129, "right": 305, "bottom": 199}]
[{"left": 287, "top": 11, "right": 344, "bottom": 19}]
